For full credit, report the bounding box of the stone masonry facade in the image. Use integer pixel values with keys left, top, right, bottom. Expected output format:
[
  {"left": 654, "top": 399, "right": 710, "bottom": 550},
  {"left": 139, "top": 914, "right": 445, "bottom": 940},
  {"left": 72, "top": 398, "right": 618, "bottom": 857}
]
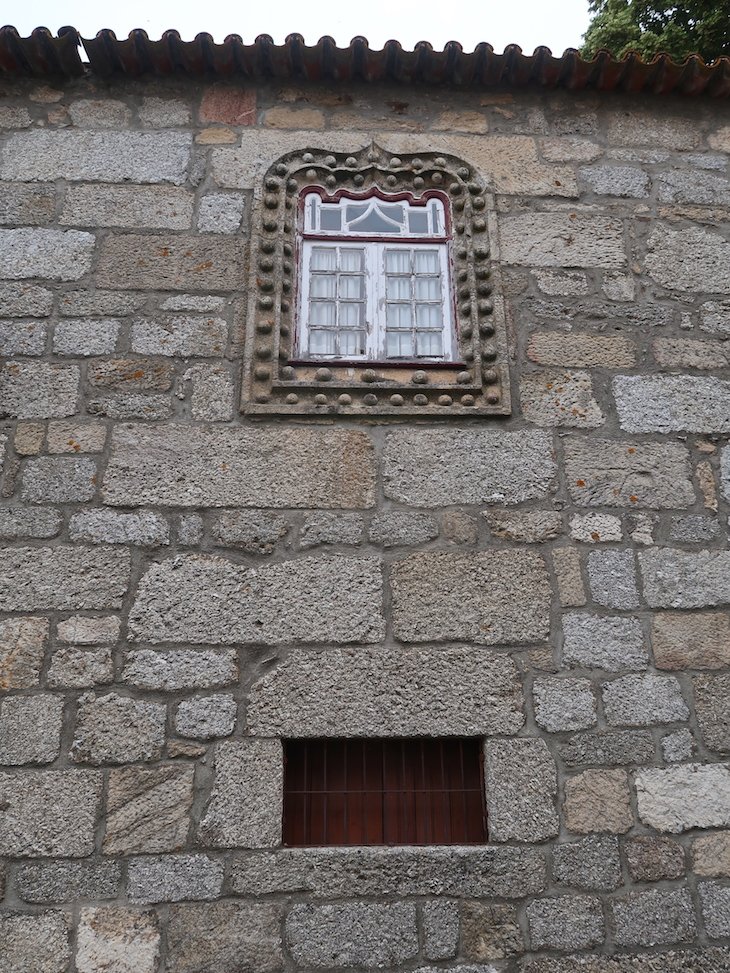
[{"left": 0, "top": 71, "right": 730, "bottom": 973}]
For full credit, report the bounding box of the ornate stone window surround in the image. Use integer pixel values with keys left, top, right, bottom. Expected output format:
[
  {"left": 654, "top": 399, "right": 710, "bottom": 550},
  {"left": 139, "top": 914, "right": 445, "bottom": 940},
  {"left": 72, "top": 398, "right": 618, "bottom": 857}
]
[{"left": 241, "top": 143, "right": 511, "bottom": 418}]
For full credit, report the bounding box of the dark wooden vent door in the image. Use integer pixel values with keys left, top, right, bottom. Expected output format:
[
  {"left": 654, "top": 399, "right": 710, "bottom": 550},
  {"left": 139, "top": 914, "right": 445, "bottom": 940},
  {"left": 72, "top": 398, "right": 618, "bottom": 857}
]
[{"left": 283, "top": 738, "right": 486, "bottom": 846}]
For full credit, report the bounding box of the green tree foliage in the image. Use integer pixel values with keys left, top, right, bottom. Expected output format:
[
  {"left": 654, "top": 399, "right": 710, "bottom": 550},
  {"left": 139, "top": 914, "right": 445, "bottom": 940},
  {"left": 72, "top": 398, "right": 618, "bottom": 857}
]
[{"left": 580, "top": 0, "right": 730, "bottom": 62}]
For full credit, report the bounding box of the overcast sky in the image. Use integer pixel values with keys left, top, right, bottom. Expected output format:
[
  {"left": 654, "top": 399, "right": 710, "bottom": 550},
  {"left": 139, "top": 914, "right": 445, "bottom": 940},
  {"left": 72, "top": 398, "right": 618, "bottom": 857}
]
[{"left": 10, "top": 1, "right": 592, "bottom": 55}]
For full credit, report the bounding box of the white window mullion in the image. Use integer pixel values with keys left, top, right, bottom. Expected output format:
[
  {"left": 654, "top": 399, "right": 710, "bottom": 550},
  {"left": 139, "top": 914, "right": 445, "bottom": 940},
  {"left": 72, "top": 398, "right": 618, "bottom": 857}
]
[{"left": 365, "top": 244, "right": 382, "bottom": 361}]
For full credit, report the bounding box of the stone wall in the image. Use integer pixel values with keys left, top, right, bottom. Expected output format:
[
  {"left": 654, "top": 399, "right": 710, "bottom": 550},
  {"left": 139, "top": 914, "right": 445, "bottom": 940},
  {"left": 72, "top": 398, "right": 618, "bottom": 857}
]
[{"left": 1, "top": 74, "right": 730, "bottom": 972}]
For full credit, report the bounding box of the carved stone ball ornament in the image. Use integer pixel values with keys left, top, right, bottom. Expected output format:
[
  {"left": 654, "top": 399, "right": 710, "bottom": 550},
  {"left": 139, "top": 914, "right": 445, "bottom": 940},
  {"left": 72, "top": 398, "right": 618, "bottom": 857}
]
[{"left": 241, "top": 142, "right": 511, "bottom": 417}]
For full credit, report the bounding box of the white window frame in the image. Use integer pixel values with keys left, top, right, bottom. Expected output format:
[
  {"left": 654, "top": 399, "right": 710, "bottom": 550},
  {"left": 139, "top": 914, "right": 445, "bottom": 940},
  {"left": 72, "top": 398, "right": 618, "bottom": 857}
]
[{"left": 296, "top": 191, "right": 457, "bottom": 364}]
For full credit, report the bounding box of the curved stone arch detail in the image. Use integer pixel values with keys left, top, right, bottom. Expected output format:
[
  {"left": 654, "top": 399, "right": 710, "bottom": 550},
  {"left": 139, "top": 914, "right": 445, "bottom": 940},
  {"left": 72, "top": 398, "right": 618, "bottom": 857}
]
[{"left": 241, "top": 141, "right": 511, "bottom": 418}]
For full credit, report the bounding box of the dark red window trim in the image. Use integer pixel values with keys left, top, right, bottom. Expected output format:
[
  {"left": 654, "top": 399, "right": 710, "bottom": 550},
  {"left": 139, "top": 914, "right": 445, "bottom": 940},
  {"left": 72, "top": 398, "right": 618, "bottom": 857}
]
[{"left": 283, "top": 738, "right": 487, "bottom": 847}]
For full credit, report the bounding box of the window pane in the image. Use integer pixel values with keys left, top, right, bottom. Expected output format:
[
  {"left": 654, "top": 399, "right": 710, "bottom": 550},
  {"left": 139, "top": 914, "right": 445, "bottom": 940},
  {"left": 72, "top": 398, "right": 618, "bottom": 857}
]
[
  {"left": 309, "top": 330, "right": 336, "bottom": 355},
  {"left": 385, "top": 250, "right": 410, "bottom": 273},
  {"left": 414, "top": 250, "right": 439, "bottom": 273},
  {"left": 310, "top": 247, "right": 337, "bottom": 271},
  {"left": 417, "top": 331, "right": 443, "bottom": 356},
  {"left": 339, "top": 275, "right": 364, "bottom": 299},
  {"left": 408, "top": 210, "right": 429, "bottom": 233},
  {"left": 320, "top": 208, "right": 342, "bottom": 231},
  {"left": 340, "top": 303, "right": 364, "bottom": 327},
  {"left": 340, "top": 249, "right": 364, "bottom": 272},
  {"left": 386, "top": 331, "right": 413, "bottom": 357},
  {"left": 415, "top": 304, "right": 442, "bottom": 328},
  {"left": 386, "top": 277, "right": 410, "bottom": 301},
  {"left": 414, "top": 277, "right": 440, "bottom": 300},
  {"left": 345, "top": 203, "right": 368, "bottom": 223},
  {"left": 310, "top": 301, "right": 336, "bottom": 326},
  {"left": 340, "top": 330, "right": 366, "bottom": 356},
  {"left": 310, "top": 275, "right": 337, "bottom": 299},
  {"left": 386, "top": 304, "right": 412, "bottom": 329}
]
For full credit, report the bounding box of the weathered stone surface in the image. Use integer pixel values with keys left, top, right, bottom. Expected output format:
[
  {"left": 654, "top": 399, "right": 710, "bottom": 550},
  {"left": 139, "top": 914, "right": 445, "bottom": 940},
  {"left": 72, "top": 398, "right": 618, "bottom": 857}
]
[
  {"left": 0, "top": 182, "right": 55, "bottom": 225},
  {"left": 562, "top": 614, "right": 647, "bottom": 671},
  {"left": 485, "top": 509, "right": 562, "bottom": 543},
  {"left": 47, "top": 420, "right": 107, "bottom": 453},
  {"left": 198, "top": 192, "right": 247, "bottom": 232},
  {"left": 534, "top": 269, "right": 590, "bottom": 294},
  {"left": 527, "top": 332, "right": 636, "bottom": 368},
  {"left": 694, "top": 674, "right": 730, "bottom": 753},
  {"left": 166, "top": 901, "right": 283, "bottom": 973},
  {"left": 286, "top": 902, "right": 419, "bottom": 968},
  {"left": 640, "top": 548, "right": 730, "bottom": 608},
  {"left": 57, "top": 616, "right": 120, "bottom": 644},
  {"left": 522, "top": 946, "right": 730, "bottom": 972},
  {"left": 127, "top": 855, "right": 224, "bottom": 903},
  {"left": 104, "top": 423, "right": 375, "bottom": 508},
  {"left": 662, "top": 727, "right": 694, "bottom": 762},
  {"left": 61, "top": 184, "right": 194, "bottom": 229},
  {"left": 71, "top": 693, "right": 166, "bottom": 765},
  {"left": 0, "top": 282, "right": 53, "bottom": 317},
  {"left": 185, "top": 363, "right": 235, "bottom": 420},
  {"left": 140, "top": 96, "right": 191, "bottom": 126},
  {"left": 122, "top": 648, "right": 238, "bottom": 690},
  {"left": 485, "top": 739, "right": 558, "bottom": 841},
  {"left": 552, "top": 836, "right": 621, "bottom": 891},
  {"left": 654, "top": 337, "right": 730, "bottom": 371},
  {"left": 570, "top": 513, "right": 623, "bottom": 543},
  {"left": 392, "top": 550, "right": 550, "bottom": 644},
  {"left": 587, "top": 550, "right": 639, "bottom": 609},
  {"left": 21, "top": 457, "right": 97, "bottom": 503},
  {"left": 0, "top": 770, "right": 101, "bottom": 856},
  {"left": 607, "top": 110, "right": 700, "bottom": 149},
  {"left": 499, "top": 214, "right": 626, "bottom": 268},
  {"left": 579, "top": 164, "right": 650, "bottom": 197},
  {"left": 384, "top": 428, "right": 555, "bottom": 506},
  {"left": 0, "top": 694, "right": 63, "bottom": 764},
  {"left": 87, "top": 392, "right": 172, "bottom": 420},
  {"left": 131, "top": 315, "right": 228, "bottom": 356},
  {"left": 0, "top": 912, "right": 70, "bottom": 973},
  {"left": 462, "top": 902, "right": 524, "bottom": 961},
  {"left": 0, "top": 228, "right": 94, "bottom": 280},
  {"left": 129, "top": 554, "right": 384, "bottom": 645},
  {"left": 53, "top": 318, "right": 120, "bottom": 356},
  {"left": 0, "top": 130, "right": 192, "bottom": 183},
  {"left": 211, "top": 510, "right": 289, "bottom": 553},
  {"left": 527, "top": 895, "right": 604, "bottom": 951},
  {"left": 669, "top": 513, "right": 722, "bottom": 542},
  {"left": 625, "top": 836, "right": 685, "bottom": 882},
  {"left": 699, "top": 882, "right": 730, "bottom": 939},
  {"left": 602, "top": 674, "right": 688, "bottom": 727},
  {"left": 552, "top": 548, "right": 586, "bottom": 607},
  {"left": 0, "top": 362, "right": 79, "bottom": 419},
  {"left": 368, "top": 510, "right": 439, "bottom": 547},
  {"left": 559, "top": 730, "right": 655, "bottom": 769},
  {"left": 0, "top": 546, "right": 129, "bottom": 611},
  {"left": 0, "top": 319, "right": 47, "bottom": 354},
  {"left": 299, "top": 512, "right": 365, "bottom": 548},
  {"left": 104, "top": 764, "right": 194, "bottom": 854},
  {"left": 97, "top": 235, "right": 244, "bottom": 290},
  {"left": 422, "top": 900, "right": 459, "bottom": 960},
  {"left": 564, "top": 769, "right": 633, "bottom": 833},
  {"left": 175, "top": 694, "right": 237, "bottom": 739},
  {"left": 87, "top": 358, "right": 173, "bottom": 392},
  {"left": 646, "top": 224, "right": 730, "bottom": 294},
  {"left": 59, "top": 289, "right": 146, "bottom": 317},
  {"left": 230, "top": 846, "right": 546, "bottom": 898},
  {"left": 534, "top": 677, "right": 596, "bottom": 732},
  {"left": 0, "top": 617, "right": 48, "bottom": 690},
  {"left": 564, "top": 438, "right": 694, "bottom": 508},
  {"left": 199, "top": 739, "right": 282, "bottom": 848},
  {"left": 17, "top": 860, "right": 121, "bottom": 903},
  {"left": 694, "top": 831, "right": 730, "bottom": 877},
  {"left": 636, "top": 763, "right": 730, "bottom": 832},
  {"left": 248, "top": 645, "right": 523, "bottom": 736},
  {"left": 612, "top": 889, "right": 696, "bottom": 947},
  {"left": 69, "top": 509, "right": 170, "bottom": 546},
  {"left": 521, "top": 370, "right": 605, "bottom": 428},
  {"left": 615, "top": 375, "right": 730, "bottom": 433},
  {"left": 76, "top": 908, "right": 159, "bottom": 973}
]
